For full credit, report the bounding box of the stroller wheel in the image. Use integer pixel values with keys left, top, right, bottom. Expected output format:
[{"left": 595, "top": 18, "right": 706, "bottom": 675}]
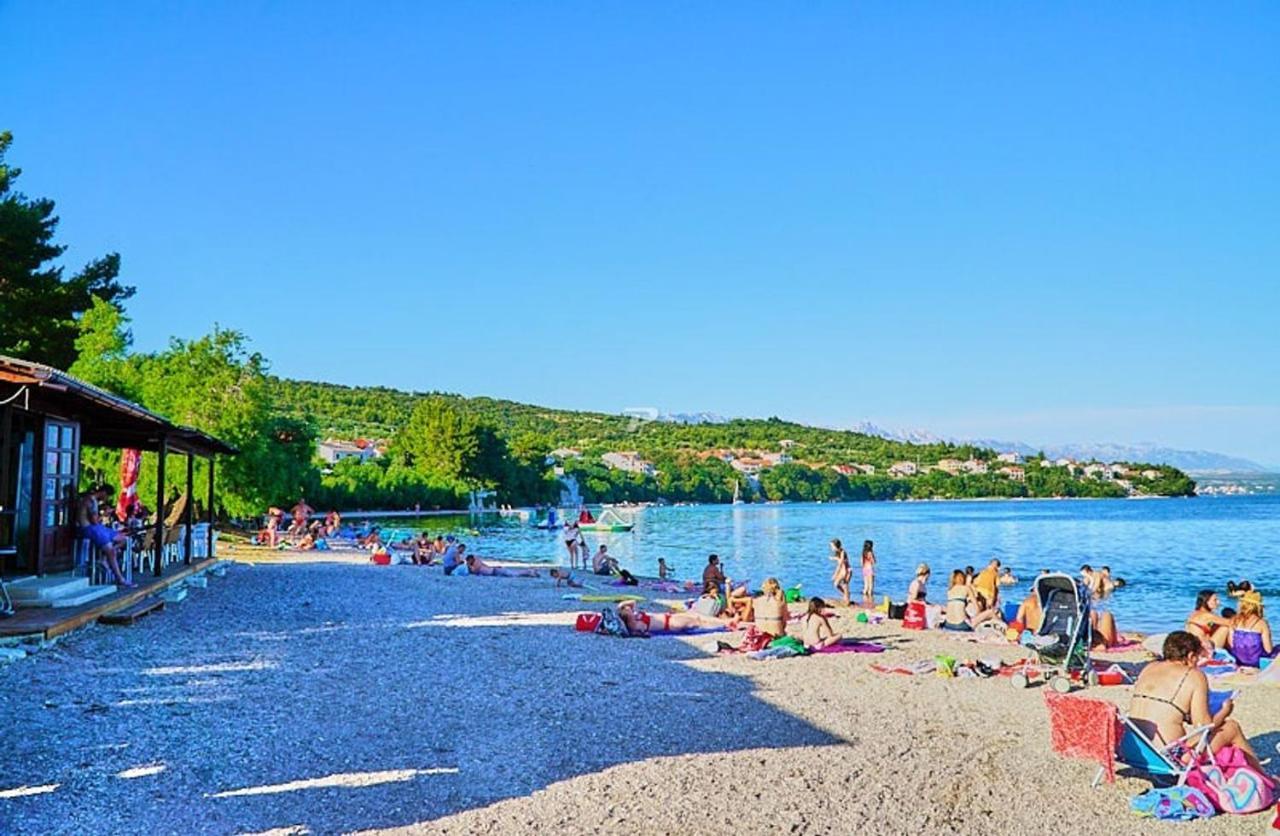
[
  {"left": 1050, "top": 676, "right": 1071, "bottom": 694},
  {"left": 1010, "top": 673, "right": 1029, "bottom": 689}
]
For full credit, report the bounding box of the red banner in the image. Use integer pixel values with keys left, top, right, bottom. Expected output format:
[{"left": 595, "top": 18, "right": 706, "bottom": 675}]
[{"left": 116, "top": 448, "right": 141, "bottom": 521}]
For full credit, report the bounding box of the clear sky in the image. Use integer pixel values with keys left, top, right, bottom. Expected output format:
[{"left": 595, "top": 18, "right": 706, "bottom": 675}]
[{"left": 3, "top": 3, "right": 1278, "bottom": 464}]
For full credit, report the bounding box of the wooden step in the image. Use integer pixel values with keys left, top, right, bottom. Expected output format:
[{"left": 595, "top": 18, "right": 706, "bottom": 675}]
[{"left": 99, "top": 597, "right": 165, "bottom": 626}]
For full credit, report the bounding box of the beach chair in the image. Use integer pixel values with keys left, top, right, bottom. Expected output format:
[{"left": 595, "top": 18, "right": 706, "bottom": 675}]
[
  {"left": 1042, "top": 691, "right": 1211, "bottom": 788},
  {"left": 1110, "top": 714, "right": 1212, "bottom": 789}
]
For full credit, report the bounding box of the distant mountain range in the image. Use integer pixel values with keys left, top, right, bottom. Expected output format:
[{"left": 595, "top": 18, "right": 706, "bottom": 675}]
[{"left": 842, "top": 422, "right": 1273, "bottom": 475}]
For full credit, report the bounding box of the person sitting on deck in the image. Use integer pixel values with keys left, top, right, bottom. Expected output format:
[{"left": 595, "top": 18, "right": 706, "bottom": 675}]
[
  {"left": 752, "top": 577, "right": 790, "bottom": 639},
  {"left": 77, "top": 485, "right": 134, "bottom": 588},
  {"left": 616, "top": 600, "right": 720, "bottom": 635},
  {"left": 464, "top": 554, "right": 540, "bottom": 578},
  {"left": 1129, "top": 630, "right": 1265, "bottom": 773},
  {"left": 802, "top": 597, "right": 841, "bottom": 650},
  {"left": 592, "top": 544, "right": 620, "bottom": 576},
  {"left": 1186, "top": 589, "right": 1231, "bottom": 650},
  {"left": 1227, "top": 591, "right": 1274, "bottom": 667}
]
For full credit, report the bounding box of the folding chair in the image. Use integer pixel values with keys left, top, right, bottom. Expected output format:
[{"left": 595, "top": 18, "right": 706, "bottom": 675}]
[{"left": 1110, "top": 714, "right": 1213, "bottom": 788}]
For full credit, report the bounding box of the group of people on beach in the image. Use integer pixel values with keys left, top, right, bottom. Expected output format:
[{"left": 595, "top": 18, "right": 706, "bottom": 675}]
[{"left": 829, "top": 539, "right": 876, "bottom": 606}]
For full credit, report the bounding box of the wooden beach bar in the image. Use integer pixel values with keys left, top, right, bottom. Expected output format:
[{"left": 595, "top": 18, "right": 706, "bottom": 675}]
[{"left": 0, "top": 355, "right": 236, "bottom": 637}]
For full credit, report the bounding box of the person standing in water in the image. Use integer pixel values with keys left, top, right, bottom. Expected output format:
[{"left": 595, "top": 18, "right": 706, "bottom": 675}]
[
  {"left": 860, "top": 540, "right": 876, "bottom": 604},
  {"left": 830, "top": 539, "right": 852, "bottom": 606}
]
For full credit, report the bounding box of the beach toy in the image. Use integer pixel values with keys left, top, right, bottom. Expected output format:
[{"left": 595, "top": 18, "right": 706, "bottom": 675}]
[
  {"left": 935, "top": 655, "right": 957, "bottom": 677},
  {"left": 855, "top": 612, "right": 868, "bottom": 623},
  {"left": 877, "top": 596, "right": 890, "bottom": 613},
  {"left": 785, "top": 585, "right": 804, "bottom": 603},
  {"left": 1005, "top": 619, "right": 1024, "bottom": 642},
  {"left": 1001, "top": 602, "right": 1020, "bottom": 623}
]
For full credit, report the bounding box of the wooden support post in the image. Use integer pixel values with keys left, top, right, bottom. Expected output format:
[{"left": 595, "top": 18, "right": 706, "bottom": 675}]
[
  {"left": 154, "top": 435, "right": 167, "bottom": 578},
  {"left": 184, "top": 453, "right": 194, "bottom": 565},
  {"left": 206, "top": 456, "right": 215, "bottom": 558}
]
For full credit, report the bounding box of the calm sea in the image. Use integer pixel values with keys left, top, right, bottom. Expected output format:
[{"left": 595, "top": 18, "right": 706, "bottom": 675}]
[{"left": 374, "top": 495, "right": 1280, "bottom": 634}]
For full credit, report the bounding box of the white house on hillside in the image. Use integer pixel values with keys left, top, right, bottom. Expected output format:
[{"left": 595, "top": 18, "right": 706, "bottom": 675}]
[
  {"left": 601, "top": 451, "right": 657, "bottom": 477},
  {"left": 318, "top": 439, "right": 378, "bottom": 464}
]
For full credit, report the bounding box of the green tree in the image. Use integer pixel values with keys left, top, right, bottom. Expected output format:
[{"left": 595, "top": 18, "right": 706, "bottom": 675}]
[{"left": 0, "top": 131, "right": 135, "bottom": 368}]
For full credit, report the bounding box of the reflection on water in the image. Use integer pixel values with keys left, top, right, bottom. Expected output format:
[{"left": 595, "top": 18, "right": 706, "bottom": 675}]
[{"left": 372, "top": 496, "right": 1280, "bottom": 634}]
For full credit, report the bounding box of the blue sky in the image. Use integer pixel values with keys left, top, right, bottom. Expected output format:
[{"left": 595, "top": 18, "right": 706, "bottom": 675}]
[{"left": 3, "top": 3, "right": 1278, "bottom": 463}]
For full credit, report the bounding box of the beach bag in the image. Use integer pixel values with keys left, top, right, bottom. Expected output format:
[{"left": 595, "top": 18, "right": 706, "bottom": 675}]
[
  {"left": 595, "top": 607, "right": 631, "bottom": 638},
  {"left": 902, "top": 601, "right": 926, "bottom": 630},
  {"left": 1184, "top": 746, "right": 1276, "bottom": 814},
  {"left": 575, "top": 613, "right": 602, "bottom": 632},
  {"left": 887, "top": 602, "right": 906, "bottom": 620},
  {"left": 370, "top": 552, "right": 391, "bottom": 565},
  {"left": 739, "top": 625, "right": 775, "bottom": 652}
]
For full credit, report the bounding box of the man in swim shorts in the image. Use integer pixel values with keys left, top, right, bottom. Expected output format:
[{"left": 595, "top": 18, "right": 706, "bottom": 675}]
[{"left": 77, "top": 485, "right": 133, "bottom": 587}]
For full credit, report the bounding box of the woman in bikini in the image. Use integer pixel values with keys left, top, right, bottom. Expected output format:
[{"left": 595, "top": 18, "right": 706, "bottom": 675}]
[
  {"left": 1186, "top": 589, "right": 1231, "bottom": 650},
  {"left": 830, "top": 539, "right": 852, "bottom": 606},
  {"left": 616, "top": 600, "right": 720, "bottom": 635},
  {"left": 860, "top": 540, "right": 876, "bottom": 604},
  {"left": 752, "top": 577, "right": 790, "bottom": 639},
  {"left": 1128, "top": 630, "right": 1264, "bottom": 772}
]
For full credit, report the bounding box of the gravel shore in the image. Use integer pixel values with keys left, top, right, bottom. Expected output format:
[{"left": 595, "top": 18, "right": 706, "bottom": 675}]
[{"left": 2, "top": 559, "right": 1277, "bottom": 835}]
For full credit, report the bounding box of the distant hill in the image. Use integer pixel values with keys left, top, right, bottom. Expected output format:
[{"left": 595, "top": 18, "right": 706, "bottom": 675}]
[
  {"left": 838, "top": 423, "right": 1269, "bottom": 475},
  {"left": 270, "top": 378, "right": 1197, "bottom": 502}
]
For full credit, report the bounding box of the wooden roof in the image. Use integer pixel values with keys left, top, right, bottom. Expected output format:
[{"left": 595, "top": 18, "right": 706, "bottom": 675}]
[{"left": 0, "top": 355, "right": 237, "bottom": 456}]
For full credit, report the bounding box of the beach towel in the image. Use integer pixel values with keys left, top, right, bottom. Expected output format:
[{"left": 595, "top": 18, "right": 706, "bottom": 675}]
[
  {"left": 813, "top": 642, "right": 886, "bottom": 654},
  {"left": 650, "top": 625, "right": 727, "bottom": 637},
  {"left": 1131, "top": 786, "right": 1216, "bottom": 821},
  {"left": 748, "top": 645, "right": 805, "bottom": 661},
  {"left": 871, "top": 660, "right": 936, "bottom": 676},
  {"left": 579, "top": 594, "right": 645, "bottom": 603},
  {"left": 1043, "top": 691, "right": 1121, "bottom": 784}
]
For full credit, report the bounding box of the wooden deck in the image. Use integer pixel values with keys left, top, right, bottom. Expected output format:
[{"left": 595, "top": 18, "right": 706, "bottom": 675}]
[{"left": 0, "top": 557, "right": 219, "bottom": 640}]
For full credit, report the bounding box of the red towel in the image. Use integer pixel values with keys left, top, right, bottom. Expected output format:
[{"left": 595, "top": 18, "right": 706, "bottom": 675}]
[{"left": 1043, "top": 691, "right": 1120, "bottom": 783}]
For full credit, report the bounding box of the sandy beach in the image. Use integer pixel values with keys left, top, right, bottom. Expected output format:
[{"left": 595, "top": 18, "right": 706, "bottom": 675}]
[{"left": 3, "top": 555, "right": 1277, "bottom": 835}]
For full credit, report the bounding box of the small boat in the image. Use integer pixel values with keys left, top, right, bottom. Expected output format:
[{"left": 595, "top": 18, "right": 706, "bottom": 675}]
[{"left": 577, "top": 508, "right": 634, "bottom": 532}]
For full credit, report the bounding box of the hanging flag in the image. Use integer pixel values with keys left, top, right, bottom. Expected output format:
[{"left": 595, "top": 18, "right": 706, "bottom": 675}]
[{"left": 116, "top": 448, "right": 141, "bottom": 521}]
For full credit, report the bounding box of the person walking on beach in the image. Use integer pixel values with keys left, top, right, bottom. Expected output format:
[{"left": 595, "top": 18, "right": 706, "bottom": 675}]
[
  {"left": 830, "top": 539, "right": 852, "bottom": 606},
  {"left": 860, "top": 540, "right": 876, "bottom": 604},
  {"left": 563, "top": 518, "right": 580, "bottom": 568}
]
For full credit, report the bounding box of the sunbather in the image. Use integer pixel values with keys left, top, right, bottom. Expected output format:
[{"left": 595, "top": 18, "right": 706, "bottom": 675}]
[
  {"left": 1186, "top": 590, "right": 1231, "bottom": 650},
  {"left": 803, "top": 597, "right": 840, "bottom": 650},
  {"left": 1129, "top": 630, "right": 1265, "bottom": 772},
  {"left": 549, "top": 567, "right": 583, "bottom": 588},
  {"left": 617, "top": 600, "right": 719, "bottom": 635},
  {"left": 907, "top": 563, "right": 931, "bottom": 603},
  {"left": 592, "top": 545, "right": 620, "bottom": 576},
  {"left": 1014, "top": 588, "right": 1043, "bottom": 632},
  {"left": 1227, "top": 591, "right": 1273, "bottom": 667},
  {"left": 753, "top": 577, "right": 790, "bottom": 638},
  {"left": 464, "top": 555, "right": 540, "bottom": 578}
]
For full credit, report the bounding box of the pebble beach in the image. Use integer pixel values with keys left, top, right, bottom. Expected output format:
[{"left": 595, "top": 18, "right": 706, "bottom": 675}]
[{"left": 3, "top": 556, "right": 1279, "bottom": 835}]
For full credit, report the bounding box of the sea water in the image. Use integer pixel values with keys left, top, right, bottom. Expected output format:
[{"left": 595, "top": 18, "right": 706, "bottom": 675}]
[{"left": 375, "top": 495, "right": 1280, "bottom": 634}]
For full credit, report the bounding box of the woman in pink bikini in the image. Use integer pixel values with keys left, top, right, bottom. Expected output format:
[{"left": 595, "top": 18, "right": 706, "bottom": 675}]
[{"left": 860, "top": 540, "right": 876, "bottom": 604}]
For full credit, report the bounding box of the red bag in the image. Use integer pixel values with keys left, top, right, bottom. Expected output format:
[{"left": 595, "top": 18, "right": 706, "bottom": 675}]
[
  {"left": 575, "top": 613, "right": 602, "bottom": 632},
  {"left": 371, "top": 552, "right": 391, "bottom": 565},
  {"left": 902, "top": 601, "right": 927, "bottom": 630}
]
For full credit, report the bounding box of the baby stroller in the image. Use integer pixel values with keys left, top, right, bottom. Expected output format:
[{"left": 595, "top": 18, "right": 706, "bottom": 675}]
[{"left": 1010, "top": 572, "right": 1093, "bottom": 692}]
